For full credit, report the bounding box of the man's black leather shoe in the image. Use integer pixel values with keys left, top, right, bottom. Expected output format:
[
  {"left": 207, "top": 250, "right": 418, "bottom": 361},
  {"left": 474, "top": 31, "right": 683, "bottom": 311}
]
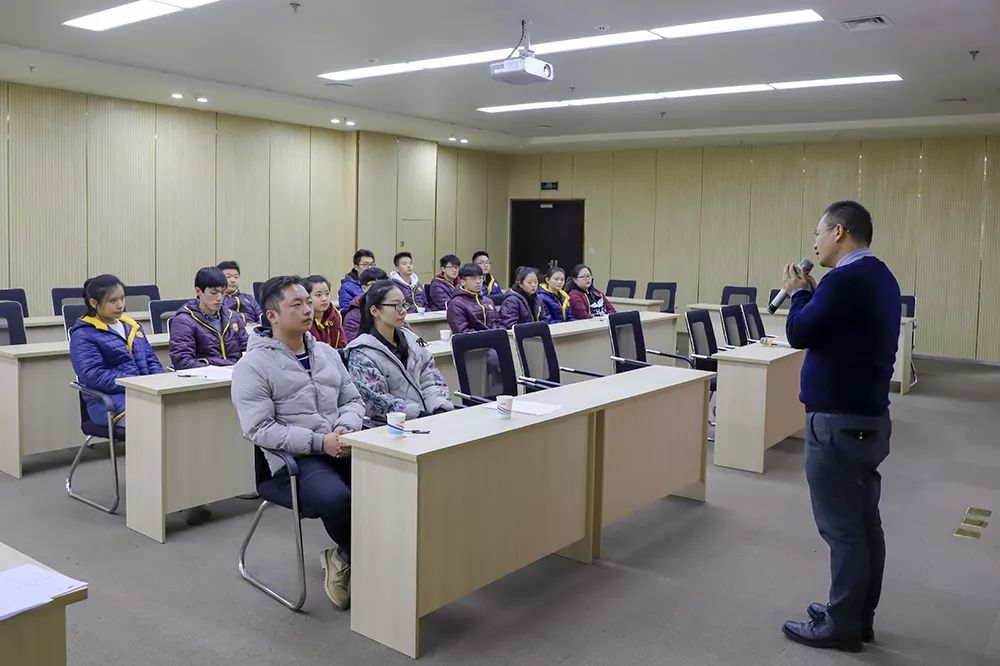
[
  {"left": 806, "top": 602, "right": 875, "bottom": 642},
  {"left": 782, "top": 619, "right": 863, "bottom": 653}
]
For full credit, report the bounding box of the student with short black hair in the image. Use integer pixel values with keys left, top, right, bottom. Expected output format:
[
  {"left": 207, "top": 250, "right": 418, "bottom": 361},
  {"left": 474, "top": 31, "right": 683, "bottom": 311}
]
[
  {"left": 567, "top": 263, "right": 617, "bottom": 319},
  {"left": 498, "top": 266, "right": 544, "bottom": 328},
  {"left": 169, "top": 267, "right": 248, "bottom": 370},
  {"left": 231, "top": 275, "right": 365, "bottom": 610},
  {"left": 301, "top": 275, "right": 346, "bottom": 349},
  {"left": 217, "top": 260, "right": 262, "bottom": 326},
  {"left": 345, "top": 280, "right": 453, "bottom": 419},
  {"left": 539, "top": 265, "right": 575, "bottom": 323},
  {"left": 428, "top": 254, "right": 461, "bottom": 310},
  {"left": 338, "top": 249, "right": 376, "bottom": 310},
  {"left": 390, "top": 251, "right": 427, "bottom": 313},
  {"left": 344, "top": 267, "right": 388, "bottom": 343},
  {"left": 472, "top": 250, "right": 503, "bottom": 299},
  {"left": 446, "top": 263, "right": 502, "bottom": 334}
]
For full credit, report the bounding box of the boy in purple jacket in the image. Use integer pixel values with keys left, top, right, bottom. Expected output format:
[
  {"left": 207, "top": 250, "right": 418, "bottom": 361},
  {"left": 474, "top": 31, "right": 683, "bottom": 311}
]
[{"left": 169, "top": 267, "right": 248, "bottom": 370}]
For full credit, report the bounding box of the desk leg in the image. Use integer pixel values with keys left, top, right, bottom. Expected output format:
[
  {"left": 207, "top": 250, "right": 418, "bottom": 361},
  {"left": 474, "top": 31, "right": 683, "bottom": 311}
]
[
  {"left": 713, "top": 363, "right": 768, "bottom": 473},
  {"left": 124, "top": 391, "right": 167, "bottom": 543},
  {"left": 0, "top": 359, "right": 23, "bottom": 478},
  {"left": 0, "top": 603, "right": 68, "bottom": 666},
  {"left": 351, "top": 449, "right": 420, "bottom": 658}
]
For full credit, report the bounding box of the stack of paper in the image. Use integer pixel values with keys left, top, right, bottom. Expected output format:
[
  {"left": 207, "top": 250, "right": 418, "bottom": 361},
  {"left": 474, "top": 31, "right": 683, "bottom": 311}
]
[
  {"left": 175, "top": 365, "right": 234, "bottom": 380},
  {"left": 481, "top": 400, "right": 562, "bottom": 416},
  {"left": 0, "top": 564, "right": 86, "bottom": 621}
]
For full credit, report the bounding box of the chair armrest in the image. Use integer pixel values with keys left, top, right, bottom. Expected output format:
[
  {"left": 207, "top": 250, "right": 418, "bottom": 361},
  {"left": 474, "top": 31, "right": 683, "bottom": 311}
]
[
  {"left": 454, "top": 391, "right": 491, "bottom": 405},
  {"left": 559, "top": 366, "right": 605, "bottom": 378},
  {"left": 518, "top": 375, "right": 561, "bottom": 389},
  {"left": 645, "top": 349, "right": 695, "bottom": 368},
  {"left": 610, "top": 355, "right": 651, "bottom": 368},
  {"left": 691, "top": 353, "right": 714, "bottom": 360},
  {"left": 70, "top": 381, "right": 115, "bottom": 414},
  {"left": 269, "top": 448, "right": 300, "bottom": 477}
]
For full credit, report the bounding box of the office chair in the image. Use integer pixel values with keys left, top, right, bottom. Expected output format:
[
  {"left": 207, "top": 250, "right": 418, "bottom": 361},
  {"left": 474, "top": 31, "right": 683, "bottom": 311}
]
[
  {"left": 0, "top": 301, "right": 28, "bottom": 345},
  {"left": 645, "top": 282, "right": 677, "bottom": 313},
  {"left": 900, "top": 295, "right": 917, "bottom": 387},
  {"left": 741, "top": 303, "right": 770, "bottom": 342},
  {"left": 238, "top": 446, "right": 308, "bottom": 611},
  {"left": 62, "top": 304, "right": 88, "bottom": 339},
  {"left": 512, "top": 321, "right": 603, "bottom": 390},
  {"left": 52, "top": 287, "right": 85, "bottom": 316},
  {"left": 685, "top": 309, "right": 720, "bottom": 440},
  {"left": 0, "top": 288, "right": 29, "bottom": 317},
  {"left": 607, "top": 311, "right": 694, "bottom": 374},
  {"left": 720, "top": 286, "right": 757, "bottom": 306},
  {"left": 124, "top": 284, "right": 161, "bottom": 313},
  {"left": 605, "top": 279, "right": 637, "bottom": 299},
  {"left": 450, "top": 329, "right": 523, "bottom": 405},
  {"left": 720, "top": 304, "right": 750, "bottom": 347},
  {"left": 149, "top": 298, "right": 189, "bottom": 335},
  {"left": 767, "top": 288, "right": 790, "bottom": 311},
  {"left": 66, "top": 382, "right": 126, "bottom": 513},
  {"left": 252, "top": 282, "right": 265, "bottom": 304}
]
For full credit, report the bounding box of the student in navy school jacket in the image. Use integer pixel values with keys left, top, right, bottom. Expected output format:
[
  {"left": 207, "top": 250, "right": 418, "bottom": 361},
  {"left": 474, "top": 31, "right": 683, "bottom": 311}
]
[
  {"left": 498, "top": 266, "right": 545, "bottom": 329},
  {"left": 69, "top": 274, "right": 164, "bottom": 427},
  {"left": 344, "top": 267, "right": 389, "bottom": 343},
  {"left": 472, "top": 250, "right": 504, "bottom": 300},
  {"left": 428, "top": 254, "right": 461, "bottom": 311},
  {"left": 338, "top": 249, "right": 376, "bottom": 311},
  {"left": 217, "top": 260, "right": 262, "bottom": 326},
  {"left": 538, "top": 265, "right": 576, "bottom": 324},
  {"left": 446, "top": 263, "right": 503, "bottom": 334}
]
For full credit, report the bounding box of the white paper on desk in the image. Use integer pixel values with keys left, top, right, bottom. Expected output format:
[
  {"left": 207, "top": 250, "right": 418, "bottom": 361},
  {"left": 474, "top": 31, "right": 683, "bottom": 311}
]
[
  {"left": 0, "top": 564, "right": 86, "bottom": 621},
  {"left": 481, "top": 400, "right": 561, "bottom": 416},
  {"left": 175, "top": 365, "right": 234, "bottom": 380}
]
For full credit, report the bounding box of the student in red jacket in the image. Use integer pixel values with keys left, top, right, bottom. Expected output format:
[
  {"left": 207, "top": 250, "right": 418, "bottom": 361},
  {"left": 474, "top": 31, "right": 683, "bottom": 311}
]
[
  {"left": 567, "top": 263, "right": 617, "bottom": 320},
  {"left": 301, "top": 275, "right": 346, "bottom": 349}
]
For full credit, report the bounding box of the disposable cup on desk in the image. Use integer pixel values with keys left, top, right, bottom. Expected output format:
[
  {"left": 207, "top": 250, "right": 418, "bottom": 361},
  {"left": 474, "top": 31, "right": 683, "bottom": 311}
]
[
  {"left": 387, "top": 412, "right": 406, "bottom": 438},
  {"left": 496, "top": 395, "right": 513, "bottom": 419},
  {"left": 416, "top": 307, "right": 426, "bottom": 314},
  {"left": 440, "top": 329, "right": 452, "bottom": 341}
]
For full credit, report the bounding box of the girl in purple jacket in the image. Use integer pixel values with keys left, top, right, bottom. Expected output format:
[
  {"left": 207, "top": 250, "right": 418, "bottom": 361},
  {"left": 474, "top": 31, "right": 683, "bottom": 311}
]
[{"left": 498, "top": 266, "right": 544, "bottom": 329}]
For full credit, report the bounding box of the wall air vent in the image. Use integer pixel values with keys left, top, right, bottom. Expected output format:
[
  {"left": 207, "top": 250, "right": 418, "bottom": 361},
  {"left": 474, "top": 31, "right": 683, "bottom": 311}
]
[{"left": 841, "top": 15, "right": 892, "bottom": 31}]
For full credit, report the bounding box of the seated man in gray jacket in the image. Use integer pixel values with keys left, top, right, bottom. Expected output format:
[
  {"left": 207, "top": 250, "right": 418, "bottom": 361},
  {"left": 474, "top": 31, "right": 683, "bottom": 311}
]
[{"left": 231, "top": 275, "right": 364, "bottom": 610}]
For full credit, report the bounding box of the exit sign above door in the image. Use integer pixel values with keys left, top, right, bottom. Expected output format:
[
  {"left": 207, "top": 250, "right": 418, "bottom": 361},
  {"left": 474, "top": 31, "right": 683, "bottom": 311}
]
[{"left": 541, "top": 181, "right": 559, "bottom": 191}]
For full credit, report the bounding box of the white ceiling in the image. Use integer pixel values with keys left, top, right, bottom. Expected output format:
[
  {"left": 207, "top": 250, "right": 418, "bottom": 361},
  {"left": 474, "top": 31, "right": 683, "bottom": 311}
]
[{"left": 1, "top": 0, "right": 999, "bottom": 151}]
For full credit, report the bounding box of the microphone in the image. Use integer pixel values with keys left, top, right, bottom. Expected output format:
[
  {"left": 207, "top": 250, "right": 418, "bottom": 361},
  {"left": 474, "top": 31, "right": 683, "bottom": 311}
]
[{"left": 768, "top": 258, "right": 814, "bottom": 313}]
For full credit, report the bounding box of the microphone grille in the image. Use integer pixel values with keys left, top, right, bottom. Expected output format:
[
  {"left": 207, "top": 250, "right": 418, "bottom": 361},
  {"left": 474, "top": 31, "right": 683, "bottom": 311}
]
[{"left": 800, "top": 258, "right": 815, "bottom": 272}]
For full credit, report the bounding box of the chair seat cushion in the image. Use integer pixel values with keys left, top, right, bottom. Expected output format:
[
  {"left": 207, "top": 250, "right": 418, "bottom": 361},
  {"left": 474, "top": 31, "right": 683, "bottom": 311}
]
[
  {"left": 257, "top": 477, "right": 295, "bottom": 510},
  {"left": 81, "top": 420, "right": 126, "bottom": 441}
]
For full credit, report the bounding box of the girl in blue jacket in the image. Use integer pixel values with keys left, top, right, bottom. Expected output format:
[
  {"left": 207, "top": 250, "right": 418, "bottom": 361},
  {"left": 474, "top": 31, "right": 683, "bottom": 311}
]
[
  {"left": 69, "top": 274, "right": 164, "bottom": 426},
  {"left": 538, "top": 266, "right": 576, "bottom": 324}
]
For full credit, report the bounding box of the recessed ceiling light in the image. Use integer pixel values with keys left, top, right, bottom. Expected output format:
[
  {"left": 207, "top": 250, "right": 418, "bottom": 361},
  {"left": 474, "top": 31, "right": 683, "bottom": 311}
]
[
  {"left": 459, "top": 138, "right": 469, "bottom": 144},
  {"left": 330, "top": 118, "right": 341, "bottom": 124},
  {"left": 63, "top": 0, "right": 181, "bottom": 31},
  {"left": 448, "top": 136, "right": 457, "bottom": 142},
  {"left": 170, "top": 92, "right": 184, "bottom": 99},
  {"left": 478, "top": 101, "right": 571, "bottom": 114},
  {"left": 770, "top": 74, "right": 902, "bottom": 89},
  {"left": 651, "top": 9, "right": 823, "bottom": 39},
  {"left": 316, "top": 9, "right": 826, "bottom": 82},
  {"left": 195, "top": 96, "right": 208, "bottom": 103},
  {"left": 659, "top": 84, "right": 773, "bottom": 98},
  {"left": 566, "top": 93, "right": 663, "bottom": 106},
  {"left": 345, "top": 120, "right": 356, "bottom": 127}
]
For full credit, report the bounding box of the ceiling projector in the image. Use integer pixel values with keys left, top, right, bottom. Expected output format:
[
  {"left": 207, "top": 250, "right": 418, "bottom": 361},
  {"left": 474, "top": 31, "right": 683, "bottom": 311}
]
[{"left": 489, "top": 56, "right": 554, "bottom": 85}]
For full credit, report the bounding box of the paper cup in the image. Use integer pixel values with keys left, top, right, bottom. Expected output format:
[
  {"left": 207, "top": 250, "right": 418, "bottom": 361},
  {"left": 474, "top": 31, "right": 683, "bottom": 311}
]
[
  {"left": 416, "top": 307, "right": 426, "bottom": 314},
  {"left": 440, "top": 329, "right": 452, "bottom": 341},
  {"left": 387, "top": 412, "right": 406, "bottom": 438},
  {"left": 496, "top": 395, "right": 513, "bottom": 419}
]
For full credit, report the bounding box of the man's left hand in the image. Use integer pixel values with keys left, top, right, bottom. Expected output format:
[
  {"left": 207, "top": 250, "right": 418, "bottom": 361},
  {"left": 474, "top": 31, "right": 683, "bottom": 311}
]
[{"left": 782, "top": 263, "right": 811, "bottom": 294}]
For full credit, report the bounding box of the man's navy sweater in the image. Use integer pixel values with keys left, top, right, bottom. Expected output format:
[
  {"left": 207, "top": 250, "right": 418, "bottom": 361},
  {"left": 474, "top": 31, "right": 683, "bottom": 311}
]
[{"left": 786, "top": 256, "right": 901, "bottom": 416}]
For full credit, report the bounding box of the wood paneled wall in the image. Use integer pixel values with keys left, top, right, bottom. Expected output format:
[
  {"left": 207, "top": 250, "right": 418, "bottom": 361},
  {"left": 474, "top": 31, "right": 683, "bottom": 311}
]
[
  {"left": 0, "top": 82, "right": 357, "bottom": 314},
  {"left": 513, "top": 137, "right": 1000, "bottom": 360}
]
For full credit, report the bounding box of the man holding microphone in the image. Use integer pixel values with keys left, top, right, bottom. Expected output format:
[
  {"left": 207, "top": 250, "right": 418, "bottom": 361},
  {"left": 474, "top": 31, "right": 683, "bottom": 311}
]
[{"left": 780, "top": 201, "right": 901, "bottom": 653}]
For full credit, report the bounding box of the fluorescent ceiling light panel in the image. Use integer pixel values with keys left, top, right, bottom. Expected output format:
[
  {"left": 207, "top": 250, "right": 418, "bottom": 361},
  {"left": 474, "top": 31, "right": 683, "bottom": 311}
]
[
  {"left": 532, "top": 30, "right": 660, "bottom": 55},
  {"left": 319, "top": 62, "right": 423, "bottom": 81},
  {"left": 63, "top": 0, "right": 181, "bottom": 30},
  {"left": 651, "top": 9, "right": 823, "bottom": 39},
  {"left": 411, "top": 49, "right": 512, "bottom": 70},
  {"left": 478, "top": 101, "right": 570, "bottom": 114},
  {"left": 771, "top": 73, "right": 902, "bottom": 89},
  {"left": 660, "top": 84, "right": 773, "bottom": 98},
  {"left": 566, "top": 93, "right": 663, "bottom": 106},
  {"left": 157, "top": 0, "right": 222, "bottom": 7}
]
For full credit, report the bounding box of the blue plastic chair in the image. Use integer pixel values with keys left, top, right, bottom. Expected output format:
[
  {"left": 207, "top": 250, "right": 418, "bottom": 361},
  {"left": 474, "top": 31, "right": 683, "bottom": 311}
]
[
  {"left": 450, "top": 329, "right": 519, "bottom": 406},
  {"left": 645, "top": 282, "right": 677, "bottom": 313},
  {"left": 720, "top": 304, "right": 750, "bottom": 347},
  {"left": 0, "top": 301, "right": 28, "bottom": 345},
  {"left": 0, "top": 288, "right": 29, "bottom": 317},
  {"left": 52, "top": 287, "right": 85, "bottom": 316},
  {"left": 149, "top": 298, "right": 189, "bottom": 335},
  {"left": 512, "top": 321, "right": 603, "bottom": 390},
  {"left": 607, "top": 310, "right": 694, "bottom": 374},
  {"left": 721, "top": 286, "right": 757, "bottom": 306},
  {"left": 606, "top": 279, "right": 637, "bottom": 299}
]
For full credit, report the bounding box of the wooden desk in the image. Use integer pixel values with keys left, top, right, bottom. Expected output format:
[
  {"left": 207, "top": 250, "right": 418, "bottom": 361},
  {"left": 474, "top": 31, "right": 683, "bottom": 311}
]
[
  {"left": 0, "top": 541, "right": 88, "bottom": 666},
  {"left": 607, "top": 297, "right": 665, "bottom": 313},
  {"left": 115, "top": 373, "right": 254, "bottom": 543},
  {"left": 0, "top": 334, "right": 170, "bottom": 479},
  {"left": 712, "top": 345, "right": 805, "bottom": 473},
  {"left": 24, "top": 311, "right": 151, "bottom": 344},
  {"left": 404, "top": 311, "right": 449, "bottom": 343},
  {"left": 344, "top": 365, "right": 713, "bottom": 657}
]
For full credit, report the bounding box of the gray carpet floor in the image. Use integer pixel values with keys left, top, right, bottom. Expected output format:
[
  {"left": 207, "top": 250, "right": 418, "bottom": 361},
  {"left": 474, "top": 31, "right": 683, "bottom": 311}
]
[{"left": 2, "top": 359, "right": 999, "bottom": 665}]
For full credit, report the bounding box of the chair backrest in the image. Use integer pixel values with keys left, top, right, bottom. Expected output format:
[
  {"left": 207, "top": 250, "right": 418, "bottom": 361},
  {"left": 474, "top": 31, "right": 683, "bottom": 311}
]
[
  {"left": 423, "top": 283, "right": 432, "bottom": 306},
  {"left": 0, "top": 301, "right": 27, "bottom": 345},
  {"left": 124, "top": 284, "right": 161, "bottom": 313},
  {"left": 606, "top": 279, "right": 637, "bottom": 299},
  {"left": 741, "top": 303, "right": 766, "bottom": 342},
  {"left": 644, "top": 282, "right": 677, "bottom": 313},
  {"left": 0, "top": 288, "right": 29, "bottom": 317},
  {"left": 252, "top": 281, "right": 265, "bottom": 304},
  {"left": 52, "top": 287, "right": 85, "bottom": 316},
  {"left": 450, "top": 329, "right": 518, "bottom": 405},
  {"left": 720, "top": 304, "right": 749, "bottom": 347},
  {"left": 148, "top": 298, "right": 189, "bottom": 335},
  {"left": 252, "top": 444, "right": 273, "bottom": 487},
  {"left": 721, "top": 285, "right": 757, "bottom": 306},
  {"left": 608, "top": 310, "right": 647, "bottom": 373},
  {"left": 62, "top": 304, "right": 88, "bottom": 339},
  {"left": 900, "top": 295, "right": 916, "bottom": 318},
  {"left": 767, "top": 288, "right": 790, "bottom": 310},
  {"left": 512, "top": 321, "right": 561, "bottom": 387},
  {"left": 685, "top": 309, "right": 719, "bottom": 357}
]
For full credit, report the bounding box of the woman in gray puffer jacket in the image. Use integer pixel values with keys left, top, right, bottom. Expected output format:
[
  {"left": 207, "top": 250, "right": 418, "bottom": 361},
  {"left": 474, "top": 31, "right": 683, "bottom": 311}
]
[{"left": 344, "top": 280, "right": 454, "bottom": 419}]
